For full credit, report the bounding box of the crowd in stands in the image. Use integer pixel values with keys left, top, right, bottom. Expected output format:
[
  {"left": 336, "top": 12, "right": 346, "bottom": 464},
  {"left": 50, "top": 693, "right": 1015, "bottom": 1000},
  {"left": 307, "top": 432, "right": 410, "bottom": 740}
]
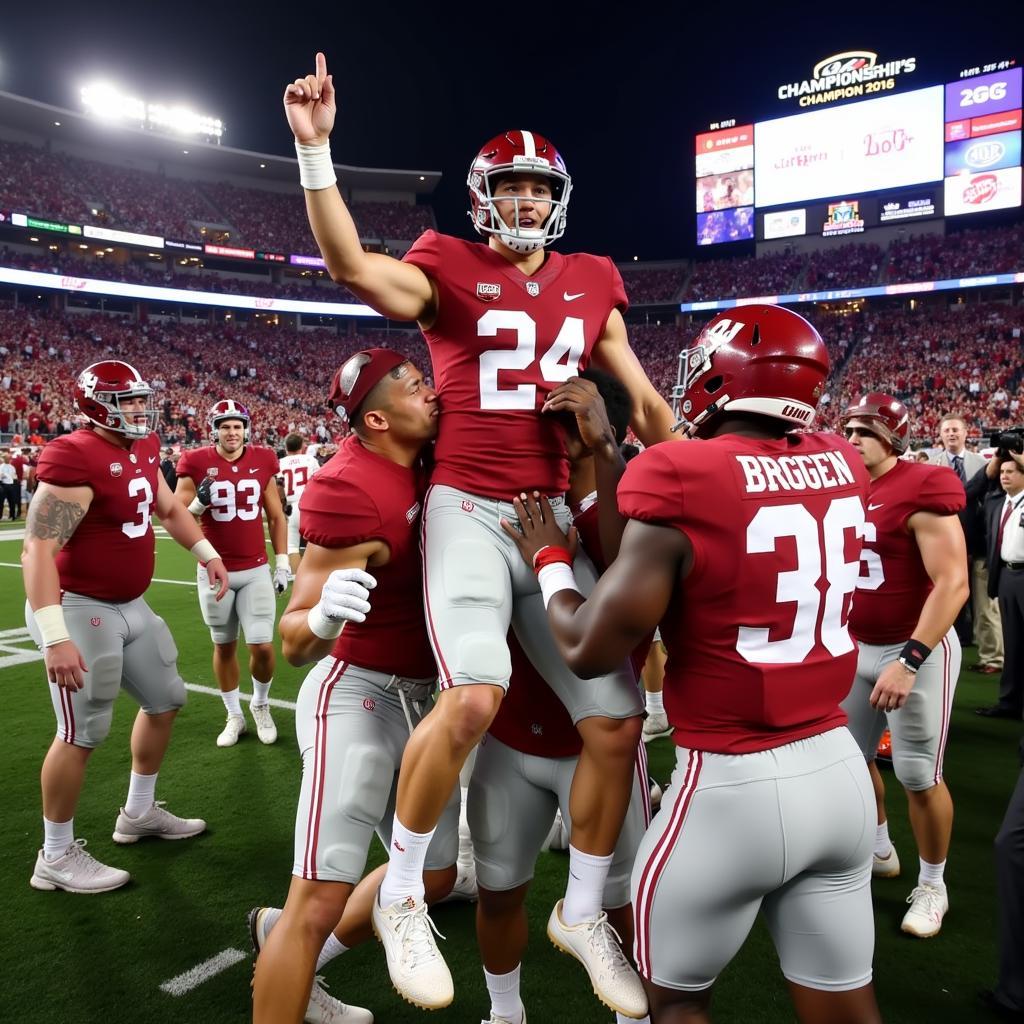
[
  {"left": 0, "top": 139, "right": 432, "bottom": 252},
  {"left": 804, "top": 243, "right": 883, "bottom": 291},
  {"left": 886, "top": 224, "right": 1024, "bottom": 284},
  {"left": 620, "top": 267, "right": 687, "bottom": 305},
  {"left": 685, "top": 251, "right": 805, "bottom": 301}
]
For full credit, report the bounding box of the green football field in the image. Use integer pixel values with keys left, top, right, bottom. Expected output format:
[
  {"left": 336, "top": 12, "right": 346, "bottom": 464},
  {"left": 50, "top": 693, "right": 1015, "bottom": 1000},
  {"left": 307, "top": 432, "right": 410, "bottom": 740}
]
[{"left": 0, "top": 518, "right": 1019, "bottom": 1023}]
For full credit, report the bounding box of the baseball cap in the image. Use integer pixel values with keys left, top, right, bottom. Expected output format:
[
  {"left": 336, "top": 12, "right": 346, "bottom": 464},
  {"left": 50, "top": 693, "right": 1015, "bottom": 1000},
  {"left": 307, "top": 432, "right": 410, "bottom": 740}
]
[{"left": 327, "top": 348, "right": 408, "bottom": 420}]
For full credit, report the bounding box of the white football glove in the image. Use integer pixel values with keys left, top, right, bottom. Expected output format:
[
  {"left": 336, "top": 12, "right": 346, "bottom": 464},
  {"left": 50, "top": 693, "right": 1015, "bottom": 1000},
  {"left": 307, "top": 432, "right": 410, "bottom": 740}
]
[
  {"left": 318, "top": 568, "right": 377, "bottom": 623},
  {"left": 273, "top": 555, "right": 290, "bottom": 594}
]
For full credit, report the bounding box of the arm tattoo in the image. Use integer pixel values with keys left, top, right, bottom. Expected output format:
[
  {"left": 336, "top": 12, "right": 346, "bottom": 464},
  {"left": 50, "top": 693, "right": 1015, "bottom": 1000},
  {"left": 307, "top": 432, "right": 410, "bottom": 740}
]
[{"left": 26, "top": 492, "right": 87, "bottom": 547}]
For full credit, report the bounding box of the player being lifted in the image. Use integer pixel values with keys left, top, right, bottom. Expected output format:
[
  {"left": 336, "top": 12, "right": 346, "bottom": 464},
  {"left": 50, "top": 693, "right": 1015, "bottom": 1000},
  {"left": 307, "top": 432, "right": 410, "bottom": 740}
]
[
  {"left": 175, "top": 400, "right": 290, "bottom": 748},
  {"left": 278, "top": 432, "right": 322, "bottom": 576},
  {"left": 23, "top": 361, "right": 228, "bottom": 894},
  {"left": 284, "top": 53, "right": 675, "bottom": 1017},
  {"left": 502, "top": 307, "right": 883, "bottom": 1024}
]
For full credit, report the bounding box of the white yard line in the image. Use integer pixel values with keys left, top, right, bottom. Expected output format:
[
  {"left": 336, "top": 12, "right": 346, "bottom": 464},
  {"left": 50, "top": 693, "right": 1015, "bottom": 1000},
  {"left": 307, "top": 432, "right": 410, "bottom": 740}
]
[
  {"left": 185, "top": 682, "right": 297, "bottom": 711},
  {"left": 0, "top": 562, "right": 195, "bottom": 587},
  {"left": 159, "top": 948, "right": 248, "bottom": 997}
]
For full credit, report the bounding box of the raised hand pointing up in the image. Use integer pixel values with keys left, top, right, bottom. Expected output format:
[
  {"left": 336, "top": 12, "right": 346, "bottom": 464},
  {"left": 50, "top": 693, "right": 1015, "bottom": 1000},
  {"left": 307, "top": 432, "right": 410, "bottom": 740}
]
[{"left": 283, "top": 51, "right": 336, "bottom": 146}]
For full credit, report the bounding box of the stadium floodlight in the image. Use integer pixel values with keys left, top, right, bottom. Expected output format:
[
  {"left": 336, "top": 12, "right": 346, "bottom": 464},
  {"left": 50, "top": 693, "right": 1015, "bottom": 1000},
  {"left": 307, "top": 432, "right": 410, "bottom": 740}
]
[
  {"left": 147, "top": 103, "right": 223, "bottom": 140},
  {"left": 80, "top": 82, "right": 145, "bottom": 123}
]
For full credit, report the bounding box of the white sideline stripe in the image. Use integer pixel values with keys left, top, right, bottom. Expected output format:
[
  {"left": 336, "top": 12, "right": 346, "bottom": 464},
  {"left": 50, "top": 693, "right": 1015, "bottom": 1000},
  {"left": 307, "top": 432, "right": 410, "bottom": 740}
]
[
  {"left": 159, "top": 948, "right": 248, "bottom": 997},
  {"left": 186, "top": 682, "right": 297, "bottom": 711}
]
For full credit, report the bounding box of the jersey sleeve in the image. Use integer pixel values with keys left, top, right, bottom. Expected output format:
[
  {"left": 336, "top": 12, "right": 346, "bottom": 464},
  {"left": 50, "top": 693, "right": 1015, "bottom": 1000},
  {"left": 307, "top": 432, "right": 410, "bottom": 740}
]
[
  {"left": 299, "top": 474, "right": 385, "bottom": 548},
  {"left": 607, "top": 258, "right": 629, "bottom": 314},
  {"left": 35, "top": 436, "right": 91, "bottom": 487},
  {"left": 175, "top": 450, "right": 197, "bottom": 480},
  {"left": 617, "top": 446, "right": 684, "bottom": 527},
  {"left": 917, "top": 466, "right": 967, "bottom": 516},
  {"left": 402, "top": 229, "right": 444, "bottom": 277}
]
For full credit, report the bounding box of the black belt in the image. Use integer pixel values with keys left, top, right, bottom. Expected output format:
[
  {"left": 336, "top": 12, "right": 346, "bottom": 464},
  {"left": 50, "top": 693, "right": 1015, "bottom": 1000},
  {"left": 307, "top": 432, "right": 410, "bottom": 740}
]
[{"left": 1005, "top": 561, "right": 1024, "bottom": 571}]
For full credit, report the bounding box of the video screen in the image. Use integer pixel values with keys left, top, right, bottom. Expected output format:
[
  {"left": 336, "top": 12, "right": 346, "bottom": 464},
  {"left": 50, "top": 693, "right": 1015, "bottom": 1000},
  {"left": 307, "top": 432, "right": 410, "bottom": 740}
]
[
  {"left": 696, "top": 170, "right": 755, "bottom": 212},
  {"left": 696, "top": 206, "right": 754, "bottom": 245},
  {"left": 944, "top": 165, "right": 1022, "bottom": 215},
  {"left": 763, "top": 208, "right": 807, "bottom": 239},
  {"left": 755, "top": 86, "right": 944, "bottom": 208},
  {"left": 695, "top": 125, "right": 754, "bottom": 177},
  {"left": 944, "top": 130, "right": 1021, "bottom": 177},
  {"left": 945, "top": 68, "right": 1022, "bottom": 122}
]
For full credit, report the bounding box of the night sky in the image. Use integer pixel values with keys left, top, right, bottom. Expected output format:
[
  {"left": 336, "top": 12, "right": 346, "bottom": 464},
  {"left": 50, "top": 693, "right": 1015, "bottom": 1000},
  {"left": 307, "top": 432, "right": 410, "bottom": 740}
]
[{"left": 0, "top": 3, "right": 1016, "bottom": 259}]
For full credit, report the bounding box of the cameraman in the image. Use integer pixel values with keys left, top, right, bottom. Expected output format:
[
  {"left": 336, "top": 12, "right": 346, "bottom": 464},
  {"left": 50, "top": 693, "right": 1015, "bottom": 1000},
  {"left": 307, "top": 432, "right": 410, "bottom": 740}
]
[{"left": 977, "top": 450, "right": 1024, "bottom": 720}]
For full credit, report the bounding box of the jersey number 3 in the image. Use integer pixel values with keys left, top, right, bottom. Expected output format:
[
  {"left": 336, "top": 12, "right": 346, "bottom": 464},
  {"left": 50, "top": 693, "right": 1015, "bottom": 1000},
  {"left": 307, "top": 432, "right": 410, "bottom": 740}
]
[{"left": 478, "top": 310, "right": 585, "bottom": 410}]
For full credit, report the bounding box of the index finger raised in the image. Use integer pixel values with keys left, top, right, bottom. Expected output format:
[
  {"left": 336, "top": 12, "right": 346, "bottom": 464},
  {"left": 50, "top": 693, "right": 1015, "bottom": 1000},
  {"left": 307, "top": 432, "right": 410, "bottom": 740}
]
[{"left": 316, "top": 52, "right": 328, "bottom": 86}]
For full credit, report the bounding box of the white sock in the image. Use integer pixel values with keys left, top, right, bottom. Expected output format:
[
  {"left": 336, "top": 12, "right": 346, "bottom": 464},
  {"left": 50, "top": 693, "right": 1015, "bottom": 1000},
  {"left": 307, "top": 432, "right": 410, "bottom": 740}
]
[
  {"left": 919, "top": 857, "right": 946, "bottom": 888},
  {"left": 645, "top": 689, "right": 664, "bottom": 715},
  {"left": 221, "top": 687, "right": 243, "bottom": 718},
  {"left": 124, "top": 770, "right": 158, "bottom": 818},
  {"left": 379, "top": 817, "right": 435, "bottom": 906},
  {"left": 484, "top": 965, "right": 522, "bottom": 1024},
  {"left": 875, "top": 820, "right": 893, "bottom": 858},
  {"left": 43, "top": 816, "right": 74, "bottom": 861},
  {"left": 619, "top": 1015, "right": 651, "bottom": 1024},
  {"left": 251, "top": 678, "right": 272, "bottom": 707},
  {"left": 316, "top": 932, "right": 349, "bottom": 971},
  {"left": 562, "top": 845, "right": 613, "bottom": 925}
]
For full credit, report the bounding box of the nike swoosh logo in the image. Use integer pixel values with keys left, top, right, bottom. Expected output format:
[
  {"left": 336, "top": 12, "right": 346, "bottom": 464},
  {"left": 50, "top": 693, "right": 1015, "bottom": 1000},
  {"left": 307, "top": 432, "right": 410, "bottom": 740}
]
[
  {"left": 868, "top": 503, "right": 884, "bottom": 511},
  {"left": 148, "top": 457, "right": 157, "bottom": 463},
  {"left": 249, "top": 469, "right": 260, "bottom": 474},
  {"left": 563, "top": 291, "right": 585, "bottom": 301}
]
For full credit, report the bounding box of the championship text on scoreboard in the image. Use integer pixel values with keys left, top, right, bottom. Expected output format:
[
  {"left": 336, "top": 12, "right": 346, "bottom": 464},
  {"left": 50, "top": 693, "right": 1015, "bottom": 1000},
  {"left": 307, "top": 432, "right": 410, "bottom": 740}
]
[{"left": 778, "top": 51, "right": 918, "bottom": 107}]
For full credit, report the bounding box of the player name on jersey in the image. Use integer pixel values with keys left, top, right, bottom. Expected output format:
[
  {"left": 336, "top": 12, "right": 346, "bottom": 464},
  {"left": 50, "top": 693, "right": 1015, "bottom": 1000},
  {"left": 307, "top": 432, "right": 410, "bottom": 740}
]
[{"left": 735, "top": 450, "right": 856, "bottom": 493}]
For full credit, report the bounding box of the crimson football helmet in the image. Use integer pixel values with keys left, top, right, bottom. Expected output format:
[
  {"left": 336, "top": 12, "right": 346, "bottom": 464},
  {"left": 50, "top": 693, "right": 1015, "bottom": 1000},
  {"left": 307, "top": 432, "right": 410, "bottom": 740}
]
[
  {"left": 75, "top": 360, "right": 156, "bottom": 439},
  {"left": 208, "top": 399, "right": 251, "bottom": 442},
  {"left": 672, "top": 305, "right": 829, "bottom": 437},
  {"left": 841, "top": 392, "right": 910, "bottom": 454},
  {"left": 467, "top": 130, "right": 572, "bottom": 254}
]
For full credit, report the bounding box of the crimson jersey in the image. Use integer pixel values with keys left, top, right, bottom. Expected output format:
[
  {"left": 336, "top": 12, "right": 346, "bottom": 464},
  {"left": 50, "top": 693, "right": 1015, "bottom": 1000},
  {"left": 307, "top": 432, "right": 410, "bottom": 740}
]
[
  {"left": 176, "top": 444, "right": 278, "bottom": 571},
  {"left": 618, "top": 432, "right": 870, "bottom": 754},
  {"left": 403, "top": 229, "right": 627, "bottom": 498},
  {"left": 300, "top": 435, "right": 435, "bottom": 679},
  {"left": 36, "top": 430, "right": 161, "bottom": 603},
  {"left": 849, "top": 460, "right": 965, "bottom": 645}
]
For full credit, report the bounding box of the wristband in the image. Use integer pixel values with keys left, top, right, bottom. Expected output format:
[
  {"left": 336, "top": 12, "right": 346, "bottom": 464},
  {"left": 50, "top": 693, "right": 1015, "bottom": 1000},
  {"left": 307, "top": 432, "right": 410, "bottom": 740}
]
[
  {"left": 295, "top": 141, "right": 337, "bottom": 191},
  {"left": 898, "top": 639, "right": 931, "bottom": 674},
  {"left": 188, "top": 496, "right": 207, "bottom": 516},
  {"left": 190, "top": 539, "right": 219, "bottom": 565},
  {"left": 275, "top": 554, "right": 290, "bottom": 572},
  {"left": 532, "top": 545, "right": 573, "bottom": 572},
  {"left": 307, "top": 602, "right": 344, "bottom": 640},
  {"left": 537, "top": 562, "right": 581, "bottom": 609},
  {"left": 34, "top": 604, "right": 71, "bottom": 648}
]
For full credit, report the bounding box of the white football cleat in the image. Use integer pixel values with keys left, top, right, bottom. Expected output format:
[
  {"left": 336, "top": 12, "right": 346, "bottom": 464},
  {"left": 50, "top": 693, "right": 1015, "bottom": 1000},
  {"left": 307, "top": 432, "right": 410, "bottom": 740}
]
[
  {"left": 481, "top": 1009, "right": 526, "bottom": 1024},
  {"left": 217, "top": 714, "right": 247, "bottom": 747},
  {"left": 112, "top": 801, "right": 206, "bottom": 844},
  {"left": 547, "top": 900, "right": 648, "bottom": 1019},
  {"left": 541, "top": 809, "right": 570, "bottom": 852},
  {"left": 250, "top": 702, "right": 278, "bottom": 744},
  {"left": 642, "top": 711, "right": 670, "bottom": 742},
  {"left": 30, "top": 839, "right": 130, "bottom": 893},
  {"left": 248, "top": 905, "right": 282, "bottom": 954},
  {"left": 371, "top": 891, "right": 453, "bottom": 1009},
  {"left": 901, "top": 883, "right": 948, "bottom": 938},
  {"left": 438, "top": 860, "right": 479, "bottom": 904},
  {"left": 872, "top": 845, "right": 901, "bottom": 879},
  {"left": 306, "top": 976, "right": 374, "bottom": 1024}
]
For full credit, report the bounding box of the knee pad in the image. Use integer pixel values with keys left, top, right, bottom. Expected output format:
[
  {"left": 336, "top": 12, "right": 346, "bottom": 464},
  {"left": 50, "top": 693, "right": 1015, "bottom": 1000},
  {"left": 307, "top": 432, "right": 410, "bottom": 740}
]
[
  {"left": 441, "top": 540, "right": 508, "bottom": 607},
  {"left": 334, "top": 743, "right": 396, "bottom": 828},
  {"left": 80, "top": 652, "right": 122, "bottom": 746},
  {"left": 892, "top": 747, "right": 938, "bottom": 791}
]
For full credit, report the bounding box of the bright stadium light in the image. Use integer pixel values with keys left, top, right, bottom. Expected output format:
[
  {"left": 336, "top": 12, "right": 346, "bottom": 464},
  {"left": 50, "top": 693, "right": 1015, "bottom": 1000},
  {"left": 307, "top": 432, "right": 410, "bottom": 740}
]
[{"left": 80, "top": 80, "right": 224, "bottom": 141}]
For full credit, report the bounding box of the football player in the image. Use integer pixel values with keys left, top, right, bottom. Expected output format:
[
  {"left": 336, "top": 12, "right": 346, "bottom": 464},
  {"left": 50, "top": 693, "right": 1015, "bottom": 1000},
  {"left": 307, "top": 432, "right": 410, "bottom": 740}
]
[
  {"left": 472, "top": 369, "right": 652, "bottom": 1024},
  {"left": 501, "top": 306, "right": 883, "bottom": 1024},
  {"left": 841, "top": 394, "right": 968, "bottom": 938},
  {"left": 22, "top": 361, "right": 229, "bottom": 894},
  {"left": 283, "top": 53, "right": 675, "bottom": 1016},
  {"left": 175, "top": 401, "right": 289, "bottom": 747},
  {"left": 250, "top": 349, "right": 458, "bottom": 1023},
  {"left": 279, "top": 432, "right": 322, "bottom": 575}
]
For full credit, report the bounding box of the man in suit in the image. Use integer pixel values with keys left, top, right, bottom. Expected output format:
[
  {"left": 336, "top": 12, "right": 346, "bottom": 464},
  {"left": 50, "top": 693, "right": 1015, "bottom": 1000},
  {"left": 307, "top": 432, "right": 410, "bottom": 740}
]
[
  {"left": 978, "top": 452, "right": 1024, "bottom": 719},
  {"left": 931, "top": 413, "right": 999, "bottom": 664}
]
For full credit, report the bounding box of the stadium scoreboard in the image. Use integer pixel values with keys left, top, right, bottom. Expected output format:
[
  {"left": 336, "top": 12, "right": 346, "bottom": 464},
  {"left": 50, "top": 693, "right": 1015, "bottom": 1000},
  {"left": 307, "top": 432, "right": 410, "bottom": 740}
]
[{"left": 694, "top": 51, "right": 1021, "bottom": 245}]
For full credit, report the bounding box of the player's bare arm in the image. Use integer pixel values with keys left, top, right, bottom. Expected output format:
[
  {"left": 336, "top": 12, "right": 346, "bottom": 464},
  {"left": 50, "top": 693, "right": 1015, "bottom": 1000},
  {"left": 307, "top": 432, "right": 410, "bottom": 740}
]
[
  {"left": 154, "top": 473, "right": 230, "bottom": 600},
  {"left": 279, "top": 539, "right": 381, "bottom": 665},
  {"left": 262, "top": 476, "right": 288, "bottom": 557},
  {"left": 284, "top": 52, "right": 436, "bottom": 324},
  {"left": 543, "top": 376, "right": 629, "bottom": 560},
  {"left": 174, "top": 475, "right": 197, "bottom": 508},
  {"left": 21, "top": 482, "right": 93, "bottom": 689},
  {"left": 869, "top": 510, "right": 969, "bottom": 711},
  {"left": 502, "top": 494, "right": 687, "bottom": 676},
  {"left": 590, "top": 308, "right": 679, "bottom": 445}
]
